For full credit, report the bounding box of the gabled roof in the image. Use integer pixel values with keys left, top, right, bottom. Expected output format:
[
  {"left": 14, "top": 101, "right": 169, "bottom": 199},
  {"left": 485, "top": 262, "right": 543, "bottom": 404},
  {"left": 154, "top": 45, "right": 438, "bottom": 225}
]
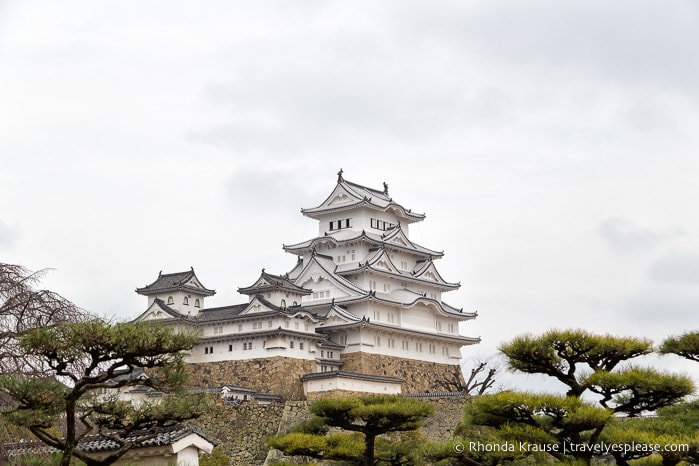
[
  {"left": 293, "top": 252, "right": 368, "bottom": 299},
  {"left": 301, "top": 171, "right": 426, "bottom": 224},
  {"left": 283, "top": 227, "right": 443, "bottom": 258},
  {"left": 136, "top": 268, "right": 215, "bottom": 297},
  {"left": 367, "top": 289, "right": 477, "bottom": 320},
  {"left": 133, "top": 299, "right": 192, "bottom": 323},
  {"left": 335, "top": 248, "right": 460, "bottom": 291},
  {"left": 238, "top": 269, "right": 311, "bottom": 296},
  {"left": 409, "top": 257, "right": 460, "bottom": 289}
]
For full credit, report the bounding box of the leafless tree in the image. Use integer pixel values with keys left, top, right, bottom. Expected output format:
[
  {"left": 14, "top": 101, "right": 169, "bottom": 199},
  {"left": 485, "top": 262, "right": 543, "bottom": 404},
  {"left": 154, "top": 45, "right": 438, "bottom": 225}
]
[
  {"left": 0, "top": 263, "right": 87, "bottom": 374},
  {"left": 432, "top": 359, "right": 501, "bottom": 396}
]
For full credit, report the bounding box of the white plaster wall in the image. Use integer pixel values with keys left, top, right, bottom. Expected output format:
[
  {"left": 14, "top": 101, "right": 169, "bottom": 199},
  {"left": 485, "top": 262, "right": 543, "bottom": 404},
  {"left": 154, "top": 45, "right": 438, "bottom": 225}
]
[
  {"left": 176, "top": 446, "right": 200, "bottom": 466},
  {"left": 337, "top": 327, "right": 462, "bottom": 364},
  {"left": 314, "top": 208, "right": 407, "bottom": 237},
  {"left": 187, "top": 335, "right": 318, "bottom": 363},
  {"left": 147, "top": 291, "right": 204, "bottom": 316},
  {"left": 303, "top": 376, "right": 401, "bottom": 395}
]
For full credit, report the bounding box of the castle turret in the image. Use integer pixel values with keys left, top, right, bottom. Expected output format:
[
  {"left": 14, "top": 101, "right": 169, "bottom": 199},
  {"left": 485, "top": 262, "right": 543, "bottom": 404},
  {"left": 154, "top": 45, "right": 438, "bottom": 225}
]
[{"left": 136, "top": 268, "right": 215, "bottom": 316}]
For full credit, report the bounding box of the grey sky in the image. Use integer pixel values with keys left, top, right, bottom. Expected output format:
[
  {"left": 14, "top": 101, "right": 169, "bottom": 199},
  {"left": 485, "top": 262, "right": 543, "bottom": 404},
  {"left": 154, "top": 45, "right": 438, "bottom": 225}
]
[{"left": 1, "top": 1, "right": 698, "bottom": 391}]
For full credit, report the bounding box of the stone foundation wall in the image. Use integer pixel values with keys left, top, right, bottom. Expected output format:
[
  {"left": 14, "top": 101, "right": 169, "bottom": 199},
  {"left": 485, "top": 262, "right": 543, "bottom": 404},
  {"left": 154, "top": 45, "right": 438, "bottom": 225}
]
[
  {"left": 187, "top": 357, "right": 316, "bottom": 400},
  {"left": 340, "top": 353, "right": 465, "bottom": 393},
  {"left": 194, "top": 397, "right": 467, "bottom": 465},
  {"left": 194, "top": 401, "right": 285, "bottom": 465}
]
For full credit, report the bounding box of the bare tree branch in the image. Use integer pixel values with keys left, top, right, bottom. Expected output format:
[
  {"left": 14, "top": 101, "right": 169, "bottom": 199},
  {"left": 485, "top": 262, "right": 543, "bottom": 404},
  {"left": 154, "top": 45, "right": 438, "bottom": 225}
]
[
  {"left": 1, "top": 263, "right": 88, "bottom": 375},
  {"left": 431, "top": 359, "right": 501, "bottom": 396}
]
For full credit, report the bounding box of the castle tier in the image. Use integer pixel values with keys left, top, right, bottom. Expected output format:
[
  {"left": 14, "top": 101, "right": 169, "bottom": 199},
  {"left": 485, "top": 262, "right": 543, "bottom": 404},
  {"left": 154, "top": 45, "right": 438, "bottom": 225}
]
[{"left": 135, "top": 171, "right": 479, "bottom": 399}]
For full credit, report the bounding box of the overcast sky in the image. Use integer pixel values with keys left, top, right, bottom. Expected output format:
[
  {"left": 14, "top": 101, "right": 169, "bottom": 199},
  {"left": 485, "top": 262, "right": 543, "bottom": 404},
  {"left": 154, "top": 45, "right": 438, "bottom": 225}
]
[{"left": 2, "top": 1, "right": 698, "bottom": 392}]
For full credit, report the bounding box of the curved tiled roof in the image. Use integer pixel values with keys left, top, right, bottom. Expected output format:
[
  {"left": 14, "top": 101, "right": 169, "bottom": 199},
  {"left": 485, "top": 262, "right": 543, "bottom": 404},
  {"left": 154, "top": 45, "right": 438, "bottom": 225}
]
[
  {"left": 79, "top": 425, "right": 213, "bottom": 453},
  {"left": 317, "top": 318, "right": 480, "bottom": 344},
  {"left": 136, "top": 268, "right": 215, "bottom": 297},
  {"left": 238, "top": 269, "right": 311, "bottom": 296},
  {"left": 300, "top": 370, "right": 404, "bottom": 384},
  {"left": 301, "top": 175, "right": 425, "bottom": 223},
  {"left": 335, "top": 249, "right": 460, "bottom": 291},
  {"left": 283, "top": 228, "right": 443, "bottom": 259},
  {"left": 1, "top": 425, "right": 213, "bottom": 458}
]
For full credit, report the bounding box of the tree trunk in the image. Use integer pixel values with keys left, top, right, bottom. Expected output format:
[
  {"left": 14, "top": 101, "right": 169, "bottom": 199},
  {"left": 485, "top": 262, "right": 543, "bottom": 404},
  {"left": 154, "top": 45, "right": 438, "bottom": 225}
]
[
  {"left": 363, "top": 434, "right": 376, "bottom": 466},
  {"left": 60, "top": 398, "right": 77, "bottom": 466}
]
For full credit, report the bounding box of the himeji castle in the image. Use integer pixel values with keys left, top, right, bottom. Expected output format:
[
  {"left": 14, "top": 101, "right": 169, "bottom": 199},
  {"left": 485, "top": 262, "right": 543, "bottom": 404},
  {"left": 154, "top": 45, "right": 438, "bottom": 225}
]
[{"left": 135, "top": 170, "right": 479, "bottom": 399}]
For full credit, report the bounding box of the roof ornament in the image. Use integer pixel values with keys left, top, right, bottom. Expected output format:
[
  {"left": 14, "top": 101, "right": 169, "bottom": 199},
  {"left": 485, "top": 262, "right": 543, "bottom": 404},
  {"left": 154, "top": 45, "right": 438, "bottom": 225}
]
[
  {"left": 337, "top": 168, "right": 344, "bottom": 182},
  {"left": 331, "top": 297, "right": 335, "bottom": 305},
  {"left": 311, "top": 245, "right": 317, "bottom": 257},
  {"left": 262, "top": 268, "right": 266, "bottom": 274},
  {"left": 383, "top": 182, "right": 389, "bottom": 195}
]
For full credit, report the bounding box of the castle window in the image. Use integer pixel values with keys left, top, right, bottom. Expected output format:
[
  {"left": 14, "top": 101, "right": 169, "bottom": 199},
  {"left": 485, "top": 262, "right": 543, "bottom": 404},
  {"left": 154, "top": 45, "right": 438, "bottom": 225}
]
[
  {"left": 238, "top": 324, "right": 243, "bottom": 331},
  {"left": 280, "top": 299, "right": 286, "bottom": 308},
  {"left": 289, "top": 341, "right": 294, "bottom": 349},
  {"left": 400, "top": 261, "right": 408, "bottom": 270},
  {"left": 370, "top": 218, "right": 395, "bottom": 231},
  {"left": 268, "top": 320, "right": 273, "bottom": 328},
  {"left": 374, "top": 336, "right": 381, "bottom": 347},
  {"left": 229, "top": 345, "right": 233, "bottom": 352},
  {"left": 369, "top": 280, "right": 377, "bottom": 290},
  {"left": 167, "top": 296, "right": 174, "bottom": 305},
  {"left": 388, "top": 338, "right": 395, "bottom": 348},
  {"left": 194, "top": 299, "right": 200, "bottom": 308},
  {"left": 299, "top": 342, "right": 304, "bottom": 350},
  {"left": 294, "top": 322, "right": 299, "bottom": 330},
  {"left": 204, "top": 346, "right": 213, "bottom": 354},
  {"left": 183, "top": 296, "right": 189, "bottom": 305},
  {"left": 328, "top": 351, "right": 334, "bottom": 358},
  {"left": 321, "top": 350, "right": 324, "bottom": 357},
  {"left": 383, "top": 283, "right": 390, "bottom": 292},
  {"left": 329, "top": 218, "right": 352, "bottom": 231},
  {"left": 351, "top": 250, "right": 356, "bottom": 260}
]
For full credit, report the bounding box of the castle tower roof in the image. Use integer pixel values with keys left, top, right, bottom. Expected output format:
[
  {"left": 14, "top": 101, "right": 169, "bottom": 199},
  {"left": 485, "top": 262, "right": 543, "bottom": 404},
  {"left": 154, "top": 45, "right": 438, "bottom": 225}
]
[
  {"left": 136, "top": 268, "right": 215, "bottom": 297},
  {"left": 301, "top": 169, "right": 426, "bottom": 224}
]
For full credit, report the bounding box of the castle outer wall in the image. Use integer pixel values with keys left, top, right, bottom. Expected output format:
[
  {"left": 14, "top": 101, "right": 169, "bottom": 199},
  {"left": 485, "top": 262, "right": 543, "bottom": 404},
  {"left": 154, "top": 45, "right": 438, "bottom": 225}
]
[{"left": 186, "top": 353, "right": 465, "bottom": 399}]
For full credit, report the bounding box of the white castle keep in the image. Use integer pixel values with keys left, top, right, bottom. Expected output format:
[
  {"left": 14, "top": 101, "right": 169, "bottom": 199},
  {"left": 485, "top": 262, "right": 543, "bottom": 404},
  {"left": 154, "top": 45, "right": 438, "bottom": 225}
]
[{"left": 135, "top": 171, "right": 479, "bottom": 399}]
